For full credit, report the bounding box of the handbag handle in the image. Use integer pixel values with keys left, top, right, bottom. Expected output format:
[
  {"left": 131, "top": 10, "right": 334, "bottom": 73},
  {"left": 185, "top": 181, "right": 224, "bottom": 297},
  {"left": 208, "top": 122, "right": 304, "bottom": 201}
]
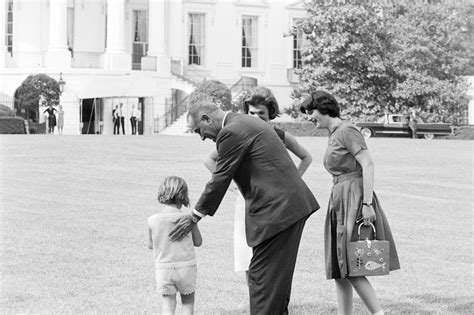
[{"left": 357, "top": 222, "right": 376, "bottom": 240}]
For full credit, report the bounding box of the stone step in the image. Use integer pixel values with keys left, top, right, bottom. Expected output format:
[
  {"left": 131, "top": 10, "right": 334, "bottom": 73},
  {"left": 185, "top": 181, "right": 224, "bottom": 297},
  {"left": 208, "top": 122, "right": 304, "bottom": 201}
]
[{"left": 159, "top": 111, "right": 191, "bottom": 135}]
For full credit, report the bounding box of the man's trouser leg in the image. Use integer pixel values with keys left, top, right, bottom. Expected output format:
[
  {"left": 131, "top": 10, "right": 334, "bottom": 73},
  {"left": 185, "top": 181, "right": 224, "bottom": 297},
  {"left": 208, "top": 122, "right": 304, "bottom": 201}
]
[
  {"left": 130, "top": 117, "right": 136, "bottom": 134},
  {"left": 248, "top": 217, "right": 307, "bottom": 315},
  {"left": 114, "top": 120, "right": 120, "bottom": 134}
]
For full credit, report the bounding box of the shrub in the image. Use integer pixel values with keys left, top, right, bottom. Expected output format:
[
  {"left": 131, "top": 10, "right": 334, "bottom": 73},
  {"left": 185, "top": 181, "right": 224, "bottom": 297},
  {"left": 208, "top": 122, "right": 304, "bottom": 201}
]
[
  {"left": 189, "top": 80, "right": 233, "bottom": 111},
  {"left": 0, "top": 117, "right": 27, "bottom": 134},
  {"left": 0, "top": 104, "right": 15, "bottom": 117}
]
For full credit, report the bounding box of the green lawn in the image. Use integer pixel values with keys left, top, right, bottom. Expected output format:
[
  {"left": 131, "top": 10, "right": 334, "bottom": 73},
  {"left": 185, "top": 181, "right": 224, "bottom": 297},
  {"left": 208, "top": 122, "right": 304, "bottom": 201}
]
[{"left": 1, "top": 135, "right": 472, "bottom": 314}]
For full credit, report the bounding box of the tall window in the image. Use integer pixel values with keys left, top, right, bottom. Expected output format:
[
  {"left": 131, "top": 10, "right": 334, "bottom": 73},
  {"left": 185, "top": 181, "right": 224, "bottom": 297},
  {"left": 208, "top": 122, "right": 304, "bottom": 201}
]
[
  {"left": 132, "top": 10, "right": 148, "bottom": 70},
  {"left": 188, "top": 13, "right": 205, "bottom": 65},
  {"left": 104, "top": 9, "right": 107, "bottom": 49},
  {"left": 6, "top": 0, "right": 13, "bottom": 56},
  {"left": 67, "top": 6, "right": 74, "bottom": 56},
  {"left": 293, "top": 19, "right": 303, "bottom": 69},
  {"left": 242, "top": 16, "right": 258, "bottom": 68}
]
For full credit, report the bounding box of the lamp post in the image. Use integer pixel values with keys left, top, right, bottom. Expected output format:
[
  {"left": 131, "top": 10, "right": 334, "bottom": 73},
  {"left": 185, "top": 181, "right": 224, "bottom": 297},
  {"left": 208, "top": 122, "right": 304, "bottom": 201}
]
[{"left": 58, "top": 72, "right": 66, "bottom": 94}]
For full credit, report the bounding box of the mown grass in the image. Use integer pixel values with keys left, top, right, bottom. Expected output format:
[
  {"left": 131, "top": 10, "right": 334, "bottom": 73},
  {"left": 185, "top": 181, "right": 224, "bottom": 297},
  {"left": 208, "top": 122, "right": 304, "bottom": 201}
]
[{"left": 0, "top": 135, "right": 472, "bottom": 314}]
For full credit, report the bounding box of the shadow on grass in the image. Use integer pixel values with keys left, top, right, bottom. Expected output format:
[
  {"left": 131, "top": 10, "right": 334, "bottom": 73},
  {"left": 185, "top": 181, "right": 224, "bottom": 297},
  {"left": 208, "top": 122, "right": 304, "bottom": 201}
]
[
  {"left": 211, "top": 304, "right": 337, "bottom": 314},
  {"left": 220, "top": 294, "right": 473, "bottom": 314},
  {"left": 383, "top": 294, "right": 473, "bottom": 314}
]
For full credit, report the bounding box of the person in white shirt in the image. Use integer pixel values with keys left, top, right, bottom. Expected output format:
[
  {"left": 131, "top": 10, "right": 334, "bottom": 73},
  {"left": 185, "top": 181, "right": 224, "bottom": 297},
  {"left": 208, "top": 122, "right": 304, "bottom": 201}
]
[{"left": 130, "top": 104, "right": 140, "bottom": 135}]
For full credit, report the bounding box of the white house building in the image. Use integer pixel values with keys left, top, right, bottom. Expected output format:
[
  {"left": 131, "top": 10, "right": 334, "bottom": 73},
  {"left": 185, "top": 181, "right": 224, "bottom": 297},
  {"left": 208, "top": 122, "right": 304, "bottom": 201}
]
[{"left": 0, "top": 0, "right": 309, "bottom": 135}]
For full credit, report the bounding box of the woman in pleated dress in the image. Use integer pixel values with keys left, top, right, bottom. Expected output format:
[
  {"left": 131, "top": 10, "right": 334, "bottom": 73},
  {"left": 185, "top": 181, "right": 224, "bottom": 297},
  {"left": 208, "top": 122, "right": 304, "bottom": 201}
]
[{"left": 300, "top": 91, "right": 400, "bottom": 315}]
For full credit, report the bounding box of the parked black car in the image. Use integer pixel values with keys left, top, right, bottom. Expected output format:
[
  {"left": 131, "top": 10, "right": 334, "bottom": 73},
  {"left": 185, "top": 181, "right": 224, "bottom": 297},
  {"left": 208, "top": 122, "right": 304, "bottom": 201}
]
[{"left": 356, "top": 114, "right": 453, "bottom": 139}]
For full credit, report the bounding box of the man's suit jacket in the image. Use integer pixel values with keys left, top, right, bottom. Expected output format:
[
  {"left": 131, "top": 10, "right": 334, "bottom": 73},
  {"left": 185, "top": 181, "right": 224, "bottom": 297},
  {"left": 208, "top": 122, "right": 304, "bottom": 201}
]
[{"left": 195, "top": 113, "right": 320, "bottom": 247}]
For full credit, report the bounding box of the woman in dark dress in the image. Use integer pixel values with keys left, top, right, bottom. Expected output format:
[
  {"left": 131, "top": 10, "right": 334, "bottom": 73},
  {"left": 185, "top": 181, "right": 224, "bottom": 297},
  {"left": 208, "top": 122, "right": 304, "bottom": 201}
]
[
  {"left": 44, "top": 105, "right": 57, "bottom": 134},
  {"left": 300, "top": 91, "right": 400, "bottom": 315}
]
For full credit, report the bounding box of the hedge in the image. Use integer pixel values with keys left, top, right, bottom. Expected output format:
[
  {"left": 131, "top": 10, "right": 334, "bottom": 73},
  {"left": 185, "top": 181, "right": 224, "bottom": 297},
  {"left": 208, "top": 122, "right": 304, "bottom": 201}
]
[
  {"left": 0, "top": 117, "right": 27, "bottom": 134},
  {"left": 271, "top": 121, "right": 328, "bottom": 137}
]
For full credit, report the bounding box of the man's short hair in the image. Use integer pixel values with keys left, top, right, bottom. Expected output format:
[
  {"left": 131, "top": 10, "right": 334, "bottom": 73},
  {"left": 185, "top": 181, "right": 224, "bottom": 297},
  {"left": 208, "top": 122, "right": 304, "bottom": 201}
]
[{"left": 187, "top": 99, "right": 220, "bottom": 123}]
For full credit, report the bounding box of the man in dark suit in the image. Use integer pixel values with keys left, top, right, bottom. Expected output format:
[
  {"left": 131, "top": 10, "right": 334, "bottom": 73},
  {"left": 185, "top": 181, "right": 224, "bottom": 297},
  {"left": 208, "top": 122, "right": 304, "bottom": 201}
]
[{"left": 169, "top": 100, "right": 320, "bottom": 314}]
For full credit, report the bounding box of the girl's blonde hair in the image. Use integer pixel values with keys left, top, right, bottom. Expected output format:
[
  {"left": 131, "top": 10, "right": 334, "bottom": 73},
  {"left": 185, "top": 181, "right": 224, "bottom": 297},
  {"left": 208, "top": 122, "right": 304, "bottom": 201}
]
[{"left": 157, "top": 176, "right": 190, "bottom": 208}]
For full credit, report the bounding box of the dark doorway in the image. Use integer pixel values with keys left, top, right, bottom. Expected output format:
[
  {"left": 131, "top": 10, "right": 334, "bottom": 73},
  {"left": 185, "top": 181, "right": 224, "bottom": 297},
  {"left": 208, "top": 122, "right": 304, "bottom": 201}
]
[
  {"left": 138, "top": 97, "right": 144, "bottom": 135},
  {"left": 81, "top": 98, "right": 95, "bottom": 134}
]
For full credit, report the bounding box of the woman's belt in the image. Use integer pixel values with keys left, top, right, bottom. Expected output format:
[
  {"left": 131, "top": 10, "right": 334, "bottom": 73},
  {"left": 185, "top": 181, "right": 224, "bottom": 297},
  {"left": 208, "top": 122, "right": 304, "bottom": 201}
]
[{"left": 333, "top": 171, "right": 362, "bottom": 184}]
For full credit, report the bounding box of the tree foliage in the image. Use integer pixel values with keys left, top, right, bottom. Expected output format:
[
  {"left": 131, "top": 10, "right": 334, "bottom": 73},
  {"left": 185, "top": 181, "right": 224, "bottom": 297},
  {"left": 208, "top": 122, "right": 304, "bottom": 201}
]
[
  {"left": 188, "top": 80, "right": 233, "bottom": 111},
  {"left": 15, "top": 74, "right": 61, "bottom": 121},
  {"left": 0, "top": 104, "right": 15, "bottom": 117},
  {"left": 295, "top": 0, "right": 472, "bottom": 123}
]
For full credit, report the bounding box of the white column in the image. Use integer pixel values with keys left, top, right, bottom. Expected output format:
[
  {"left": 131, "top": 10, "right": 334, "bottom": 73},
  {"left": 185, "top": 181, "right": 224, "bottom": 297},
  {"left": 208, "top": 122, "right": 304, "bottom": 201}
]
[
  {"left": 45, "top": 0, "right": 71, "bottom": 68},
  {"left": 468, "top": 77, "right": 474, "bottom": 125},
  {"left": 103, "top": 0, "right": 131, "bottom": 70},
  {"left": 469, "top": 99, "right": 474, "bottom": 125},
  {"left": 143, "top": 0, "right": 170, "bottom": 74},
  {"left": 0, "top": 0, "right": 6, "bottom": 68},
  {"left": 168, "top": 0, "right": 183, "bottom": 60}
]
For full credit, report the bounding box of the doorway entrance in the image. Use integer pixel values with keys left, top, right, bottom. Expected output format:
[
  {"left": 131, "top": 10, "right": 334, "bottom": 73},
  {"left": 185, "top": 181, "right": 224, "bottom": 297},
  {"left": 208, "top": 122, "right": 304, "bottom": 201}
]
[
  {"left": 138, "top": 97, "right": 144, "bottom": 135},
  {"left": 81, "top": 98, "right": 103, "bottom": 134}
]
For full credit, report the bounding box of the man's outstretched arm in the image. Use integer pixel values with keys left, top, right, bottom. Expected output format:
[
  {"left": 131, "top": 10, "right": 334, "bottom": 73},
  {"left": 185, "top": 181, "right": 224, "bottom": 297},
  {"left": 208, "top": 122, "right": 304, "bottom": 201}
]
[{"left": 169, "top": 128, "right": 246, "bottom": 241}]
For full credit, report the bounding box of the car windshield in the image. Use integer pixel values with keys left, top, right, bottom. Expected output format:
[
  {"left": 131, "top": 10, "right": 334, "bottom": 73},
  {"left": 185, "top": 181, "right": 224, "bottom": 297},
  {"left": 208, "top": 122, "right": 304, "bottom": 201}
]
[{"left": 392, "top": 115, "right": 406, "bottom": 123}]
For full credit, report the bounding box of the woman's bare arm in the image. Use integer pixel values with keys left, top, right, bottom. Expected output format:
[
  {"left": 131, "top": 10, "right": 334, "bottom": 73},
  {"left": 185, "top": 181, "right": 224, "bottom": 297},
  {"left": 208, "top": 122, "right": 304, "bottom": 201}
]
[
  {"left": 284, "top": 132, "right": 313, "bottom": 176},
  {"left": 355, "top": 150, "right": 376, "bottom": 225}
]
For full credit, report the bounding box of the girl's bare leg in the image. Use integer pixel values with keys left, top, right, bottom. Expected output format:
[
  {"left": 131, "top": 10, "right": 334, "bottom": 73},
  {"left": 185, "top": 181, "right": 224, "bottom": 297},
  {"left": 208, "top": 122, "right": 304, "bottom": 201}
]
[
  {"left": 162, "top": 294, "right": 177, "bottom": 315},
  {"left": 180, "top": 292, "right": 195, "bottom": 315}
]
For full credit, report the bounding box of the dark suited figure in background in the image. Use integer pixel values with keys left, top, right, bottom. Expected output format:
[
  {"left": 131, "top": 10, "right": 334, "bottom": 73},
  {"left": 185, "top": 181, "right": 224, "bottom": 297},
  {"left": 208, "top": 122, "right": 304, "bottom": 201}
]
[
  {"left": 169, "top": 100, "right": 320, "bottom": 314},
  {"left": 119, "top": 103, "right": 125, "bottom": 135},
  {"left": 113, "top": 104, "right": 120, "bottom": 135},
  {"left": 43, "top": 105, "right": 57, "bottom": 134}
]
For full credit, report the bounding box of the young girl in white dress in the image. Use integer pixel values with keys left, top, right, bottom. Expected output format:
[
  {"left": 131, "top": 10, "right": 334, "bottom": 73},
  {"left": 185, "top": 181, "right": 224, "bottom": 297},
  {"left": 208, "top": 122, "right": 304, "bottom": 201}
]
[
  {"left": 203, "top": 86, "right": 313, "bottom": 280},
  {"left": 147, "top": 176, "right": 202, "bottom": 314}
]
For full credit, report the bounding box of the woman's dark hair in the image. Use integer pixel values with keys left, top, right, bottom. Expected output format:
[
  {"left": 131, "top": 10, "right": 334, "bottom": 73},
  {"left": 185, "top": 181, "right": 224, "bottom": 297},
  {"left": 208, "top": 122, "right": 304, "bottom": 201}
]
[
  {"left": 241, "top": 86, "right": 280, "bottom": 120},
  {"left": 300, "top": 90, "right": 340, "bottom": 118}
]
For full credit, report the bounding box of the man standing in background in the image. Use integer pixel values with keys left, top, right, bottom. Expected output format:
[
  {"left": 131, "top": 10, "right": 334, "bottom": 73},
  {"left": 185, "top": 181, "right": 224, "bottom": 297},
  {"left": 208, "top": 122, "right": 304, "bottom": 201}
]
[
  {"left": 408, "top": 108, "right": 418, "bottom": 139},
  {"left": 119, "top": 103, "right": 125, "bottom": 135},
  {"left": 113, "top": 104, "right": 120, "bottom": 135},
  {"left": 130, "top": 104, "right": 140, "bottom": 135}
]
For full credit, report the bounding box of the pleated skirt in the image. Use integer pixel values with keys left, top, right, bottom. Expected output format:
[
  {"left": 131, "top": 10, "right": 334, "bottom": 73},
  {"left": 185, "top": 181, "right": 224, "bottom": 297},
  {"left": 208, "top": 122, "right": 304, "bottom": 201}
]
[{"left": 324, "top": 175, "right": 400, "bottom": 279}]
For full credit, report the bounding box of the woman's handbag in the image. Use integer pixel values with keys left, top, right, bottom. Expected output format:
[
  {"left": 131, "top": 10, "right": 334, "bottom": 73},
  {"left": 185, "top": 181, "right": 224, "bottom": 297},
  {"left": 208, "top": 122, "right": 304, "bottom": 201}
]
[{"left": 347, "top": 222, "right": 390, "bottom": 277}]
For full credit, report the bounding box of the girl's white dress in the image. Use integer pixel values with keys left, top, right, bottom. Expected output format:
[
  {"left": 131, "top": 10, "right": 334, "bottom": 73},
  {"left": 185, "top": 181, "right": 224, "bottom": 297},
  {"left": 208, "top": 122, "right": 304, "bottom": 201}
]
[{"left": 233, "top": 193, "right": 253, "bottom": 272}]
